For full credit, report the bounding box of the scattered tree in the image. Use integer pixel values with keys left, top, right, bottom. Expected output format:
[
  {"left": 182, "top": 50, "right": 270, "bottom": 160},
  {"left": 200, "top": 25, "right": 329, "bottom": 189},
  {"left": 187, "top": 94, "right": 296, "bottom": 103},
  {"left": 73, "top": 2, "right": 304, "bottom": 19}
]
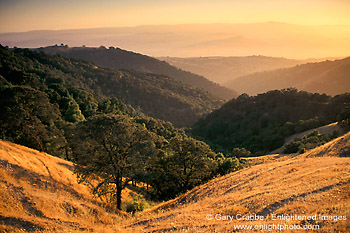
[{"left": 71, "top": 114, "right": 154, "bottom": 210}]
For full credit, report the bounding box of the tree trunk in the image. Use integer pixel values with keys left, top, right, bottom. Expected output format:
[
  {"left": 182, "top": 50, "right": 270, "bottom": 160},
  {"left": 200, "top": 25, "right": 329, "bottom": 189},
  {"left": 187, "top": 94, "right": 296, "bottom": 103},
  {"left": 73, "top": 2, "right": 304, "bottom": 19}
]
[
  {"left": 65, "top": 147, "right": 70, "bottom": 161},
  {"left": 116, "top": 178, "right": 122, "bottom": 210}
]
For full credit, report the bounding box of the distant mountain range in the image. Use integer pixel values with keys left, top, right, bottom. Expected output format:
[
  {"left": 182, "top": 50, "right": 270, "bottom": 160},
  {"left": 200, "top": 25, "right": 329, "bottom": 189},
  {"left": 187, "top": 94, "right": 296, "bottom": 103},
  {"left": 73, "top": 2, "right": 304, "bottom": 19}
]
[
  {"left": 159, "top": 56, "right": 333, "bottom": 84},
  {"left": 37, "top": 45, "right": 236, "bottom": 100},
  {"left": 1, "top": 22, "right": 350, "bottom": 58},
  {"left": 225, "top": 57, "right": 350, "bottom": 96}
]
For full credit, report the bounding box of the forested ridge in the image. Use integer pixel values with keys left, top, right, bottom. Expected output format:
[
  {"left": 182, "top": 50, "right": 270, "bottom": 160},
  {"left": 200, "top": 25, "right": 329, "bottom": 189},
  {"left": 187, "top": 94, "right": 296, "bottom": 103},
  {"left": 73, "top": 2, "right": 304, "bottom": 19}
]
[
  {"left": 1, "top": 45, "right": 223, "bottom": 127},
  {"left": 191, "top": 89, "right": 350, "bottom": 155},
  {"left": 38, "top": 45, "right": 237, "bottom": 100}
]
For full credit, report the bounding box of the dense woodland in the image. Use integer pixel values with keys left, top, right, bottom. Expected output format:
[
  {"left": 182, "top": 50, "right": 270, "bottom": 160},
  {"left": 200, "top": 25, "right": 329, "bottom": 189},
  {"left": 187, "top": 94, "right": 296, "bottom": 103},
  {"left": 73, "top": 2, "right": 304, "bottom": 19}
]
[
  {"left": 38, "top": 45, "right": 237, "bottom": 100},
  {"left": 0, "top": 45, "right": 239, "bottom": 208},
  {"left": 191, "top": 89, "right": 350, "bottom": 155},
  {"left": 1, "top": 46, "right": 223, "bottom": 128}
]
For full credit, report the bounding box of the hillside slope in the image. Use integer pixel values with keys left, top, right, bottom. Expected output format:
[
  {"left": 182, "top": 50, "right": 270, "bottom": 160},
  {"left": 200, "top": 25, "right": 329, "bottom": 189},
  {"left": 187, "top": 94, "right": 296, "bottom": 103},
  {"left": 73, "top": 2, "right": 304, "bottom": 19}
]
[
  {"left": 225, "top": 57, "right": 350, "bottom": 96},
  {"left": 124, "top": 132, "right": 350, "bottom": 232},
  {"left": 159, "top": 56, "right": 326, "bottom": 84},
  {"left": 1, "top": 46, "right": 222, "bottom": 128},
  {"left": 0, "top": 140, "right": 124, "bottom": 232},
  {"left": 1, "top": 133, "right": 349, "bottom": 232},
  {"left": 37, "top": 46, "right": 237, "bottom": 100}
]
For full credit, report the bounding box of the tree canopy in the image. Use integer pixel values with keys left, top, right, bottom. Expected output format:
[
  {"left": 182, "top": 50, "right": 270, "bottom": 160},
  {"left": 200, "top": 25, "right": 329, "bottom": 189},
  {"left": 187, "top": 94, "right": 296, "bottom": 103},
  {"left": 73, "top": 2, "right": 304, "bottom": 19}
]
[{"left": 71, "top": 114, "right": 155, "bottom": 209}]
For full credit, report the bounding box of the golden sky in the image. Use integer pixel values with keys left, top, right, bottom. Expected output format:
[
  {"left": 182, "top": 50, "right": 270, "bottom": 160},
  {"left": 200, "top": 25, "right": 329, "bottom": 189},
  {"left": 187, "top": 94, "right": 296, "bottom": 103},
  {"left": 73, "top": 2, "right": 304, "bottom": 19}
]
[{"left": 0, "top": 0, "right": 349, "bottom": 33}]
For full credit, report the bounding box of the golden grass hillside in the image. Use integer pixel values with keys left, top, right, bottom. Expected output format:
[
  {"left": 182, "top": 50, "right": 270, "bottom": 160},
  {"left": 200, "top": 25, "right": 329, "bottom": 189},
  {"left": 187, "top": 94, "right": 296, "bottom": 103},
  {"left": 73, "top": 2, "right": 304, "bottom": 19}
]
[
  {"left": 1, "top": 132, "right": 349, "bottom": 232},
  {"left": 0, "top": 140, "right": 125, "bottom": 232},
  {"left": 124, "top": 132, "right": 350, "bottom": 232}
]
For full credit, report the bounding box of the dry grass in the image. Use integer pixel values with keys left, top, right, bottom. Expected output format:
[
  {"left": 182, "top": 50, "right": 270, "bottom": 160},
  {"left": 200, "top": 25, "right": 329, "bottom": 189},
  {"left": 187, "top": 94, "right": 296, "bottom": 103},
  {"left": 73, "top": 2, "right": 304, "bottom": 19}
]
[
  {"left": 303, "top": 131, "right": 350, "bottom": 158},
  {"left": 0, "top": 140, "right": 126, "bottom": 232},
  {"left": 123, "top": 132, "right": 350, "bottom": 232},
  {"left": 1, "top": 132, "right": 350, "bottom": 232}
]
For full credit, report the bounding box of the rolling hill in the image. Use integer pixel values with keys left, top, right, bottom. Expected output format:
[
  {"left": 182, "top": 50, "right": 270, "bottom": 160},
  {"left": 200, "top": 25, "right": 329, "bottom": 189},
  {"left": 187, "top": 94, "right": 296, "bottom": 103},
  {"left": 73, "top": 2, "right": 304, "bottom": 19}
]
[
  {"left": 158, "top": 56, "right": 329, "bottom": 84},
  {"left": 123, "top": 132, "right": 350, "bottom": 232},
  {"left": 0, "top": 139, "right": 123, "bottom": 232},
  {"left": 37, "top": 45, "right": 237, "bottom": 100},
  {"left": 225, "top": 57, "right": 350, "bottom": 96}
]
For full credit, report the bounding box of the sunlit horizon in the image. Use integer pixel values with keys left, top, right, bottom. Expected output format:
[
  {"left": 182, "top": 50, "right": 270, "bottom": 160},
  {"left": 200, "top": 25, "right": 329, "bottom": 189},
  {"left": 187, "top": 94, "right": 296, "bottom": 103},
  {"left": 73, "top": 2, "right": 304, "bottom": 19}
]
[
  {"left": 1, "top": 0, "right": 350, "bottom": 33},
  {"left": 2, "top": 21, "right": 350, "bottom": 34},
  {"left": 1, "top": 0, "right": 350, "bottom": 59}
]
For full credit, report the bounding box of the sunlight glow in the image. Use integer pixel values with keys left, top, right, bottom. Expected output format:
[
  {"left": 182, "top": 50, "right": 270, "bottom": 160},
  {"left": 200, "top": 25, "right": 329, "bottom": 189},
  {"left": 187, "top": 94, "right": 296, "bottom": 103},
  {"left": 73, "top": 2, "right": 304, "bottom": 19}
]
[{"left": 0, "top": 0, "right": 349, "bottom": 33}]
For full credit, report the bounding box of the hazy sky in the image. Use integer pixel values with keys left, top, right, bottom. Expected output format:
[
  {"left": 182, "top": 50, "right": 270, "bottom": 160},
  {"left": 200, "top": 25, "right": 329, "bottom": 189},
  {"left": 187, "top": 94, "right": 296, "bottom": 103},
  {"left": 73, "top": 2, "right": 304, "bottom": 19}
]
[{"left": 0, "top": 0, "right": 349, "bottom": 33}]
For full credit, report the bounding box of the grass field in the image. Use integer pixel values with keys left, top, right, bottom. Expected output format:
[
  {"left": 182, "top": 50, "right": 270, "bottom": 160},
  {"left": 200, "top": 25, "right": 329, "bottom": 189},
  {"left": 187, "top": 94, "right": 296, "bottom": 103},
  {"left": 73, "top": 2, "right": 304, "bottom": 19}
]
[{"left": 0, "top": 140, "right": 125, "bottom": 232}]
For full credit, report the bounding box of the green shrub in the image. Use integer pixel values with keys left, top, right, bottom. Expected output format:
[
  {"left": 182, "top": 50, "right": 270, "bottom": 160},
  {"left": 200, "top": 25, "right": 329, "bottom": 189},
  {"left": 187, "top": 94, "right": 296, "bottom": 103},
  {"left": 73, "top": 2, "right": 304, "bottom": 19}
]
[
  {"left": 217, "top": 157, "right": 242, "bottom": 175},
  {"left": 124, "top": 194, "right": 150, "bottom": 214}
]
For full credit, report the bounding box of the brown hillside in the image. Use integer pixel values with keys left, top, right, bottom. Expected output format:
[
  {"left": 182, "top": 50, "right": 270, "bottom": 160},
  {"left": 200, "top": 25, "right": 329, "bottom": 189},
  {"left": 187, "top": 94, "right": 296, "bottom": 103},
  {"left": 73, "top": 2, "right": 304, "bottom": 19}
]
[
  {"left": 225, "top": 57, "right": 350, "bottom": 96},
  {"left": 124, "top": 133, "right": 350, "bottom": 232},
  {"left": 0, "top": 140, "right": 124, "bottom": 232},
  {"left": 158, "top": 56, "right": 325, "bottom": 85}
]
